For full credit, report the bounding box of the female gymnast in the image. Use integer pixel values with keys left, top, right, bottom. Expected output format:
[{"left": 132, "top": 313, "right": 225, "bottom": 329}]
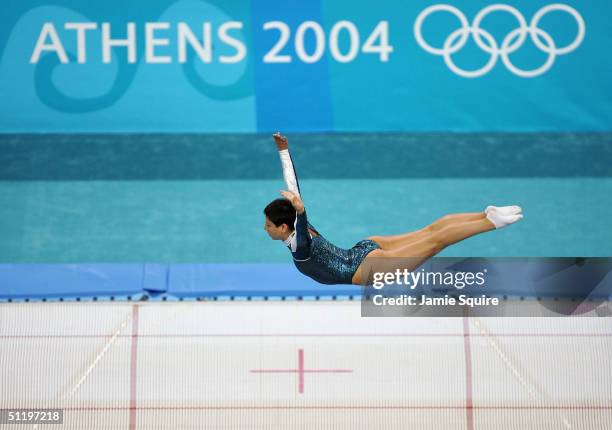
[{"left": 264, "top": 133, "right": 523, "bottom": 285}]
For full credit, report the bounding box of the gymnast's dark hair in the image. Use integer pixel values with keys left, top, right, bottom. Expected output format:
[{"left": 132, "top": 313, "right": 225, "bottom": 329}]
[{"left": 264, "top": 199, "right": 296, "bottom": 230}]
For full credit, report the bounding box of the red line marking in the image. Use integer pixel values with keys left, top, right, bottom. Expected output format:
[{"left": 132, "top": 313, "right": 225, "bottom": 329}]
[
  {"left": 463, "top": 310, "right": 474, "bottom": 430},
  {"left": 129, "top": 304, "right": 139, "bottom": 430},
  {"left": 10, "top": 405, "right": 612, "bottom": 411},
  {"left": 251, "top": 370, "right": 353, "bottom": 373},
  {"left": 298, "top": 349, "right": 305, "bottom": 394},
  {"left": 2, "top": 333, "right": 610, "bottom": 339},
  {"left": 250, "top": 349, "right": 352, "bottom": 394}
]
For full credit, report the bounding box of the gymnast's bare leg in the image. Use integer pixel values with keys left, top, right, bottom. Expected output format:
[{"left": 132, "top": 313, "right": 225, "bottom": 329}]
[
  {"left": 352, "top": 207, "right": 523, "bottom": 285},
  {"left": 366, "top": 212, "right": 487, "bottom": 251}
]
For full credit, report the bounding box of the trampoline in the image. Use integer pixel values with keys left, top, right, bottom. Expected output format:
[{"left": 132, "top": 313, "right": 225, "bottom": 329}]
[{"left": 2, "top": 299, "right": 611, "bottom": 429}]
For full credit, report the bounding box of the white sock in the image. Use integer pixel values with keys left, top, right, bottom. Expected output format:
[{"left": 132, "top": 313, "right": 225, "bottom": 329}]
[
  {"left": 486, "top": 211, "right": 523, "bottom": 229},
  {"left": 485, "top": 205, "right": 522, "bottom": 215}
]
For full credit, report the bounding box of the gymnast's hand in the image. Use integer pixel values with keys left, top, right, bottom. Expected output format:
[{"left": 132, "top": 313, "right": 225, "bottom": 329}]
[
  {"left": 273, "top": 131, "right": 288, "bottom": 151},
  {"left": 280, "top": 190, "right": 304, "bottom": 214}
]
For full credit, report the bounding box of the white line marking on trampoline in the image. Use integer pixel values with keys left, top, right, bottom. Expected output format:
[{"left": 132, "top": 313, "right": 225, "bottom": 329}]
[
  {"left": 472, "top": 317, "right": 573, "bottom": 429},
  {"left": 63, "top": 310, "right": 133, "bottom": 399}
]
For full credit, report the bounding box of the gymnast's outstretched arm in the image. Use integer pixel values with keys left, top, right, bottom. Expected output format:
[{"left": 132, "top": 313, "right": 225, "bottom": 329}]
[
  {"left": 272, "top": 133, "right": 314, "bottom": 257},
  {"left": 273, "top": 132, "right": 301, "bottom": 197},
  {"left": 273, "top": 132, "right": 321, "bottom": 236}
]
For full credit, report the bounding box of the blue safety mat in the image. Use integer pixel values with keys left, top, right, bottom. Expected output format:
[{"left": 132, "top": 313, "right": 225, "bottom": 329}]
[
  {"left": 367, "top": 258, "right": 612, "bottom": 302},
  {"left": 0, "top": 263, "right": 149, "bottom": 301},
  {"left": 167, "top": 264, "right": 359, "bottom": 299},
  {"left": 0, "top": 260, "right": 610, "bottom": 302},
  {"left": 0, "top": 263, "right": 360, "bottom": 302}
]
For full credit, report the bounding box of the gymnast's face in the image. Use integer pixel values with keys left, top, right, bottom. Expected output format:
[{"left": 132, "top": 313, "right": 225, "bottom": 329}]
[{"left": 264, "top": 216, "right": 290, "bottom": 240}]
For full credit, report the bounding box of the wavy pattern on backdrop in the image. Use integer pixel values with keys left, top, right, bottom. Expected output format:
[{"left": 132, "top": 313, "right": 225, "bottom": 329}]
[{"left": 0, "top": 0, "right": 611, "bottom": 132}]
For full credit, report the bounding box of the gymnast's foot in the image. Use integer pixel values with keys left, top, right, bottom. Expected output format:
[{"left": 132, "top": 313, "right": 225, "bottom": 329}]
[
  {"left": 485, "top": 206, "right": 524, "bottom": 229},
  {"left": 485, "top": 205, "right": 522, "bottom": 215}
]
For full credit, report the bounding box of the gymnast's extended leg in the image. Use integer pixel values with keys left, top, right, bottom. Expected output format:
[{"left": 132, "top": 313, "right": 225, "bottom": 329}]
[
  {"left": 352, "top": 206, "right": 523, "bottom": 284},
  {"left": 367, "top": 205, "right": 522, "bottom": 251},
  {"left": 367, "top": 212, "right": 486, "bottom": 251}
]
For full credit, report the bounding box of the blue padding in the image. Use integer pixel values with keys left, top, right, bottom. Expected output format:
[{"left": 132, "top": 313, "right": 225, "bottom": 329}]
[
  {"left": 167, "top": 264, "right": 360, "bottom": 298},
  {"left": 0, "top": 260, "right": 610, "bottom": 302},
  {"left": 422, "top": 258, "right": 612, "bottom": 299},
  {"left": 143, "top": 263, "right": 167, "bottom": 293},
  {"left": 0, "top": 264, "right": 145, "bottom": 299}
]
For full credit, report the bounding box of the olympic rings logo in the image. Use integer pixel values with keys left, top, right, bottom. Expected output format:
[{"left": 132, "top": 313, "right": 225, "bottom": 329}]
[{"left": 414, "top": 4, "right": 585, "bottom": 78}]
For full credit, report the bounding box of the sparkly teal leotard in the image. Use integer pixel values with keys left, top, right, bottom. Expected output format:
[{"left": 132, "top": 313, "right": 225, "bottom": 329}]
[
  {"left": 287, "top": 210, "right": 380, "bottom": 285},
  {"left": 278, "top": 148, "right": 379, "bottom": 285}
]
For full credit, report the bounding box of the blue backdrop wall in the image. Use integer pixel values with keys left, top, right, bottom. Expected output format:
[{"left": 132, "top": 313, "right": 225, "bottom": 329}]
[{"left": 0, "top": 0, "right": 610, "bottom": 132}]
